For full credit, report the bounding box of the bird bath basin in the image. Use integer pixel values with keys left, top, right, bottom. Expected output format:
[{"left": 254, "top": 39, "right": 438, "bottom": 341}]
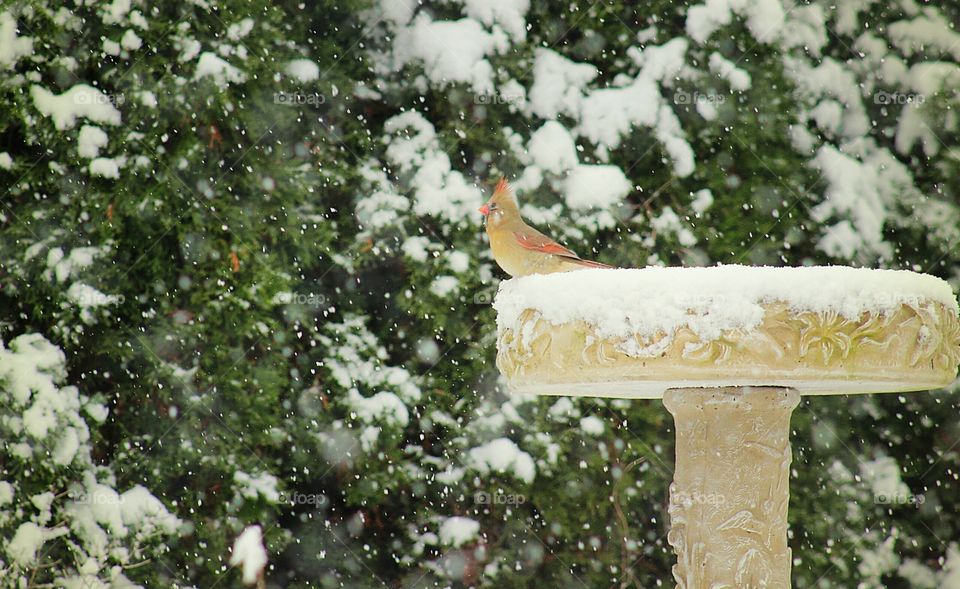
[{"left": 492, "top": 265, "right": 960, "bottom": 587}]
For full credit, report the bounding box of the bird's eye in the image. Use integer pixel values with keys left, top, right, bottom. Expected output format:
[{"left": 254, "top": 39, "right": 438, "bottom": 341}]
[{"left": 489, "top": 203, "right": 499, "bottom": 211}]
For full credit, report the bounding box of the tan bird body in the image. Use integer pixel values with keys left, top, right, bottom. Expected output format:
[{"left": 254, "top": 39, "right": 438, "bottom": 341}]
[{"left": 479, "top": 179, "right": 613, "bottom": 277}]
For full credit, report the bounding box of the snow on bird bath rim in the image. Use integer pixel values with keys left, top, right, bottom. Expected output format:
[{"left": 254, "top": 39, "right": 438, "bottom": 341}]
[{"left": 493, "top": 265, "right": 959, "bottom": 345}]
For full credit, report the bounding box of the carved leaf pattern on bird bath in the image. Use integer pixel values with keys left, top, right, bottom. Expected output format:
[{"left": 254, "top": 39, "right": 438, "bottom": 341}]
[
  {"left": 496, "top": 301, "right": 960, "bottom": 386},
  {"left": 908, "top": 304, "right": 960, "bottom": 371},
  {"left": 796, "top": 309, "right": 857, "bottom": 364}
]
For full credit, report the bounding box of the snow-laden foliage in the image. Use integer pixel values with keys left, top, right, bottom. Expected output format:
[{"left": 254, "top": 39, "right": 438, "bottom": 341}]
[
  {"left": 0, "top": 334, "right": 181, "bottom": 587},
  {"left": 1, "top": 0, "right": 959, "bottom": 586}
]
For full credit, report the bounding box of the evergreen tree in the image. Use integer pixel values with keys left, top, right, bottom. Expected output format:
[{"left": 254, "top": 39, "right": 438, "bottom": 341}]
[{"left": 1, "top": 0, "right": 958, "bottom": 587}]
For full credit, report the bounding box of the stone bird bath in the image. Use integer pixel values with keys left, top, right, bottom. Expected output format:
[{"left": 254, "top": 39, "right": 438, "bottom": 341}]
[{"left": 492, "top": 266, "right": 960, "bottom": 587}]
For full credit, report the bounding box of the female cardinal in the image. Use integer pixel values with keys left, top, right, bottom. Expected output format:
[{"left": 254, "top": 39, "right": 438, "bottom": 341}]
[{"left": 479, "top": 179, "right": 613, "bottom": 277}]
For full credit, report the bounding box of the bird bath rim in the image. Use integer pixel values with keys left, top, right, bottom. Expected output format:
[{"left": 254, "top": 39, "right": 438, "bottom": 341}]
[{"left": 494, "top": 265, "right": 960, "bottom": 399}]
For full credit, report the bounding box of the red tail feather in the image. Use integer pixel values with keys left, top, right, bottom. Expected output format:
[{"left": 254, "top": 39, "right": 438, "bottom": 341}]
[{"left": 563, "top": 257, "right": 614, "bottom": 269}]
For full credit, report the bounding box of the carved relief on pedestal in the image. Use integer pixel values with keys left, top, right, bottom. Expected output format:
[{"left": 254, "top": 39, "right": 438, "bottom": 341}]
[{"left": 663, "top": 388, "right": 799, "bottom": 589}]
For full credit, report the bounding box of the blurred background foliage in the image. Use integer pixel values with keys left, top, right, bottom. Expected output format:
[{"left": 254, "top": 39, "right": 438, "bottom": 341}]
[{"left": 1, "top": 0, "right": 959, "bottom": 587}]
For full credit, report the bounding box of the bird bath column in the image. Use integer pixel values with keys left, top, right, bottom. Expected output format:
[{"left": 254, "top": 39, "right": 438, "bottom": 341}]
[
  {"left": 492, "top": 266, "right": 960, "bottom": 588},
  {"left": 663, "top": 386, "right": 797, "bottom": 587}
]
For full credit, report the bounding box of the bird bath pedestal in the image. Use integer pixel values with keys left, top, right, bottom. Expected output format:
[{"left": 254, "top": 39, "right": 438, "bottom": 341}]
[{"left": 492, "top": 266, "right": 960, "bottom": 588}]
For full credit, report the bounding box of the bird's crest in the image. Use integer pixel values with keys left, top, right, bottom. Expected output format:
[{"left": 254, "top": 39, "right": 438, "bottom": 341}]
[{"left": 491, "top": 177, "right": 518, "bottom": 208}]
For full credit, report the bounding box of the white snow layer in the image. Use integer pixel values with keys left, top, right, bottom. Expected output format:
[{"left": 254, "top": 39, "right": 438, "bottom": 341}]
[
  {"left": 860, "top": 455, "right": 910, "bottom": 501},
  {"left": 580, "top": 415, "right": 604, "bottom": 435},
  {"left": 462, "top": 0, "right": 530, "bottom": 42},
  {"left": 467, "top": 438, "right": 536, "bottom": 483},
  {"left": 234, "top": 471, "right": 282, "bottom": 503},
  {"left": 230, "top": 525, "right": 268, "bottom": 585},
  {"left": 393, "top": 15, "right": 508, "bottom": 94},
  {"left": 650, "top": 207, "right": 697, "bottom": 247},
  {"left": 101, "top": 0, "right": 132, "bottom": 25},
  {"left": 347, "top": 390, "right": 410, "bottom": 428},
  {"left": 575, "top": 39, "right": 695, "bottom": 177},
  {"left": 382, "top": 111, "right": 484, "bottom": 222},
  {"left": 563, "top": 165, "right": 632, "bottom": 210},
  {"left": 527, "top": 49, "right": 598, "bottom": 120},
  {"left": 430, "top": 275, "right": 460, "bottom": 297},
  {"left": 286, "top": 58, "right": 320, "bottom": 81},
  {"left": 7, "top": 522, "right": 68, "bottom": 565},
  {"left": 0, "top": 11, "right": 33, "bottom": 69},
  {"left": 378, "top": 0, "right": 418, "bottom": 27},
  {"left": 438, "top": 516, "right": 480, "bottom": 547},
  {"left": 494, "top": 265, "right": 959, "bottom": 347},
  {"left": 89, "top": 157, "right": 121, "bottom": 179},
  {"left": 322, "top": 316, "right": 421, "bottom": 404},
  {"left": 941, "top": 544, "right": 960, "bottom": 587},
  {"left": 43, "top": 245, "right": 108, "bottom": 283},
  {"left": 194, "top": 52, "right": 246, "bottom": 87},
  {"left": 809, "top": 144, "right": 907, "bottom": 260},
  {"left": 116, "top": 485, "right": 183, "bottom": 533},
  {"left": 527, "top": 121, "right": 578, "bottom": 175},
  {"left": 709, "top": 52, "right": 751, "bottom": 90},
  {"left": 120, "top": 29, "right": 142, "bottom": 50},
  {"left": 30, "top": 85, "right": 122, "bottom": 130},
  {"left": 1, "top": 333, "right": 181, "bottom": 572},
  {"left": 77, "top": 125, "right": 109, "bottom": 159},
  {"left": 691, "top": 189, "right": 714, "bottom": 214},
  {"left": 887, "top": 12, "right": 960, "bottom": 61},
  {"left": 686, "top": 0, "right": 785, "bottom": 44},
  {"left": 66, "top": 282, "right": 120, "bottom": 324},
  {"left": 1, "top": 334, "right": 83, "bottom": 442}
]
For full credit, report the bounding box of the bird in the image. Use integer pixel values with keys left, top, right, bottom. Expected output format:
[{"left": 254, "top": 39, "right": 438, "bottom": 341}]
[{"left": 478, "top": 178, "right": 613, "bottom": 277}]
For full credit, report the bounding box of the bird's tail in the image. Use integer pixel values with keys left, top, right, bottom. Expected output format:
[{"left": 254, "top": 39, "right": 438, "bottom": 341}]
[{"left": 560, "top": 256, "right": 615, "bottom": 270}]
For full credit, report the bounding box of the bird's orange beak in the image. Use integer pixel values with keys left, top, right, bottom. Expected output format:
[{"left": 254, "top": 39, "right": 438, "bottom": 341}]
[{"left": 478, "top": 203, "right": 490, "bottom": 216}]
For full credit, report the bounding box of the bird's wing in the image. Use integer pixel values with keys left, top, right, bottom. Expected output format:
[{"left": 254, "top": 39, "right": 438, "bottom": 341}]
[{"left": 512, "top": 229, "right": 580, "bottom": 258}]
